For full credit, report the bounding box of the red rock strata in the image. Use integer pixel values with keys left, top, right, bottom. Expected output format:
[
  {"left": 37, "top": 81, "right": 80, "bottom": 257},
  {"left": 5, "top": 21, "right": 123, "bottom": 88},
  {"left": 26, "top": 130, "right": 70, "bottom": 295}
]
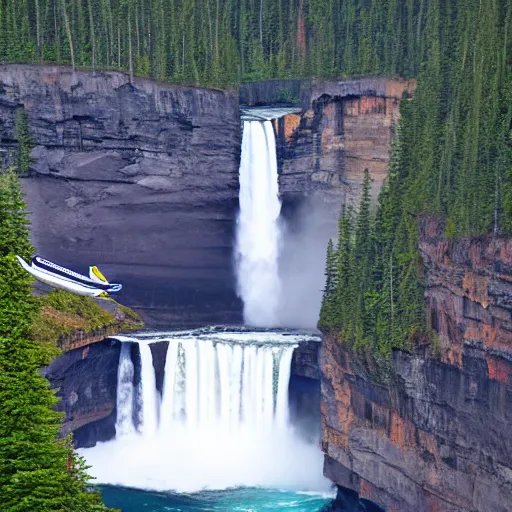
[{"left": 321, "top": 217, "right": 512, "bottom": 512}]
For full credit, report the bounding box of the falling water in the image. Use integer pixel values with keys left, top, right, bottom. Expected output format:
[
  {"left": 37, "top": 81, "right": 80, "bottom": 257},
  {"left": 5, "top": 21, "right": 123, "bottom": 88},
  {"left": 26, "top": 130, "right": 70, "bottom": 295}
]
[
  {"left": 115, "top": 342, "right": 135, "bottom": 436},
  {"left": 235, "top": 120, "right": 282, "bottom": 326},
  {"left": 276, "top": 347, "right": 294, "bottom": 431},
  {"left": 157, "top": 340, "right": 288, "bottom": 434},
  {"left": 80, "top": 331, "right": 329, "bottom": 493},
  {"left": 136, "top": 342, "right": 159, "bottom": 436}
]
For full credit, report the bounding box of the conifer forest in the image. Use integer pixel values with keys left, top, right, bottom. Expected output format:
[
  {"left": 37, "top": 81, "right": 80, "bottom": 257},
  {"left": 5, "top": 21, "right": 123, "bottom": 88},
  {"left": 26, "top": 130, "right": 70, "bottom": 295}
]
[
  {"left": 0, "top": 0, "right": 511, "bottom": 359},
  {"left": 317, "top": 0, "right": 511, "bottom": 357},
  {"left": 0, "top": 0, "right": 511, "bottom": 509}
]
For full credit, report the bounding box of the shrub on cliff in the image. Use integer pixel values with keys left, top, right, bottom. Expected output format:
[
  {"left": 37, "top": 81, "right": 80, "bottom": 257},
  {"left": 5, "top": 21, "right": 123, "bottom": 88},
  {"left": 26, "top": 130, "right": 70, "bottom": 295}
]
[
  {"left": 15, "top": 108, "right": 33, "bottom": 174},
  {"left": 0, "top": 168, "right": 115, "bottom": 512},
  {"left": 30, "top": 288, "right": 144, "bottom": 350}
]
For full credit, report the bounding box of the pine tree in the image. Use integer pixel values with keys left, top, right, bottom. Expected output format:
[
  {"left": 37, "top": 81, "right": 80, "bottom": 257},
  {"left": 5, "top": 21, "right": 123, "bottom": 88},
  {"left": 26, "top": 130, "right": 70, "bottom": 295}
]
[
  {"left": 318, "top": 238, "right": 337, "bottom": 328},
  {"left": 334, "top": 206, "right": 356, "bottom": 340},
  {"left": 353, "top": 169, "right": 374, "bottom": 347},
  {"left": 0, "top": 168, "right": 115, "bottom": 512}
]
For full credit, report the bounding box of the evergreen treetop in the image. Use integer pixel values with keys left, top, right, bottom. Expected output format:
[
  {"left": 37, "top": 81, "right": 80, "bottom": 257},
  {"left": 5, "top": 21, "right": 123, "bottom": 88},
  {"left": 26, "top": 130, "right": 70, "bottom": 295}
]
[{"left": 0, "top": 168, "right": 115, "bottom": 512}]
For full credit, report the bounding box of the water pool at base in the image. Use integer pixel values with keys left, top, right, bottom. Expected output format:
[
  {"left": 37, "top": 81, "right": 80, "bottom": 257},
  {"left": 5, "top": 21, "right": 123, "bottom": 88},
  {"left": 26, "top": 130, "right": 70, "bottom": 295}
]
[{"left": 99, "top": 486, "right": 333, "bottom": 512}]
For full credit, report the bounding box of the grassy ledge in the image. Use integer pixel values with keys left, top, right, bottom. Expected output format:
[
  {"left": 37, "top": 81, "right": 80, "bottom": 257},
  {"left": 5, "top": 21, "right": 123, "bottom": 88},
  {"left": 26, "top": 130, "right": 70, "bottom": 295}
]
[{"left": 29, "top": 289, "right": 144, "bottom": 355}]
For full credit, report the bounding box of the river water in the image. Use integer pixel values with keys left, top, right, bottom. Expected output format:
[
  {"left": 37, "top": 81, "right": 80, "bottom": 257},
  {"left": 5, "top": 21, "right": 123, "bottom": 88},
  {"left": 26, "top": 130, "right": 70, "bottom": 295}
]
[{"left": 99, "top": 486, "right": 333, "bottom": 511}]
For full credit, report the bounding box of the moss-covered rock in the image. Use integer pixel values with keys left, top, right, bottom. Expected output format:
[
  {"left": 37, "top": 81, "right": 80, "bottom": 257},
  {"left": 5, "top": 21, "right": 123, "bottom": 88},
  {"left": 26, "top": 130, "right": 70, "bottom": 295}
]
[{"left": 29, "top": 289, "right": 143, "bottom": 352}]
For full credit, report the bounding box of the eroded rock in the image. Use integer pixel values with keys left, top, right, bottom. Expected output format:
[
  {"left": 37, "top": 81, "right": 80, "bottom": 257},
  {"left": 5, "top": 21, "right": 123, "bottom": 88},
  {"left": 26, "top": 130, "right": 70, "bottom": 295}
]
[
  {"left": 321, "top": 218, "right": 512, "bottom": 512},
  {"left": 0, "top": 64, "right": 241, "bottom": 327}
]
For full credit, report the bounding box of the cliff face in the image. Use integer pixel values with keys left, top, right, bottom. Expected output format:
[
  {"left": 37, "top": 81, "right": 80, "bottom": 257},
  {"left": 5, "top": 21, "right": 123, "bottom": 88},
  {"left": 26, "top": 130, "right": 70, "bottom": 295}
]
[
  {"left": 420, "top": 216, "right": 512, "bottom": 369},
  {"left": 1, "top": 68, "right": 412, "bottom": 327},
  {"left": 321, "top": 218, "right": 512, "bottom": 512},
  {"left": 0, "top": 64, "right": 241, "bottom": 327},
  {"left": 242, "top": 78, "right": 416, "bottom": 210},
  {"left": 290, "top": 340, "right": 322, "bottom": 441},
  {"left": 45, "top": 339, "right": 120, "bottom": 447}
]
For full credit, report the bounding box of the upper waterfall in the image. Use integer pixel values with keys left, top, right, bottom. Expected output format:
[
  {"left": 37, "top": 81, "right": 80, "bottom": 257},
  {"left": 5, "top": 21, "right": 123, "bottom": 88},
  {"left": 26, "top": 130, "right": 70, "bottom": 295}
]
[{"left": 235, "top": 120, "right": 282, "bottom": 327}]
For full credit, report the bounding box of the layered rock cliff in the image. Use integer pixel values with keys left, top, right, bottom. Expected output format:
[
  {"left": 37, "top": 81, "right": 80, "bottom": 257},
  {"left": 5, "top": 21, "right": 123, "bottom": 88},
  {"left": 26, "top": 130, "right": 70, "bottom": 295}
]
[
  {"left": 1, "top": 67, "right": 413, "bottom": 327},
  {"left": 321, "top": 218, "right": 512, "bottom": 512},
  {"left": 45, "top": 339, "right": 120, "bottom": 447},
  {"left": 0, "top": 66, "right": 417, "bottom": 445},
  {"left": 242, "top": 78, "right": 416, "bottom": 210},
  {"left": 0, "top": 64, "right": 241, "bottom": 327}
]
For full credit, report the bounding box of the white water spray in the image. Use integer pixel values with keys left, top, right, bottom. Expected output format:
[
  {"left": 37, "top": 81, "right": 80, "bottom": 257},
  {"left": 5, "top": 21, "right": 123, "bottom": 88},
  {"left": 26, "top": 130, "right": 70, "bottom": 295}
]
[
  {"left": 136, "top": 342, "right": 159, "bottom": 436},
  {"left": 115, "top": 342, "right": 135, "bottom": 436},
  {"left": 81, "top": 331, "right": 330, "bottom": 493},
  {"left": 235, "top": 120, "right": 282, "bottom": 326}
]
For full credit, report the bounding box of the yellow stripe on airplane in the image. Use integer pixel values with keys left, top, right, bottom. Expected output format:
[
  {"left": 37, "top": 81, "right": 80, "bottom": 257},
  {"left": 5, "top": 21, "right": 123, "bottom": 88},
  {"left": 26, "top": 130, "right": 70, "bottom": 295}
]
[{"left": 91, "top": 266, "right": 108, "bottom": 283}]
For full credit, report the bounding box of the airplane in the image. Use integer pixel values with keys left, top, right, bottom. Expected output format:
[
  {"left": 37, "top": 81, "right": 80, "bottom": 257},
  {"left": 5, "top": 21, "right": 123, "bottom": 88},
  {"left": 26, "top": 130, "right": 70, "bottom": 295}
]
[{"left": 16, "top": 255, "right": 122, "bottom": 298}]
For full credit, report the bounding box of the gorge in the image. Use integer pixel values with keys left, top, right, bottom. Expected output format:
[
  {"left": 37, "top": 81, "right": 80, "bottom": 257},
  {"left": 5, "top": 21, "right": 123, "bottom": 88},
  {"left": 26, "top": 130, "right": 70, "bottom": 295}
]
[{"left": 1, "top": 64, "right": 510, "bottom": 511}]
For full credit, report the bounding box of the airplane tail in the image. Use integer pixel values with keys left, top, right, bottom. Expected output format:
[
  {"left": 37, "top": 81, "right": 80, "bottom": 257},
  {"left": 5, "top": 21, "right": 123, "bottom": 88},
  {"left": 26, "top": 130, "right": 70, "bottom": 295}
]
[{"left": 89, "top": 265, "right": 109, "bottom": 284}]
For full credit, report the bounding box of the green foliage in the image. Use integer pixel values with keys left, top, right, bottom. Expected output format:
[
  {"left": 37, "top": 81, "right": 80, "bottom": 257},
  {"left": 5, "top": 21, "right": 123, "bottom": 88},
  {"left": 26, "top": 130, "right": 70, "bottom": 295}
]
[
  {"left": 0, "top": 167, "right": 115, "bottom": 511},
  {"left": 15, "top": 108, "right": 33, "bottom": 174},
  {"left": 319, "top": 169, "right": 428, "bottom": 357},
  {"left": 45, "top": 290, "right": 115, "bottom": 327},
  {"left": 274, "top": 88, "right": 299, "bottom": 105},
  {"left": 443, "top": 218, "right": 456, "bottom": 239},
  {"left": 116, "top": 302, "right": 144, "bottom": 327},
  {"left": 29, "top": 290, "right": 143, "bottom": 349},
  {"left": 319, "top": 0, "right": 511, "bottom": 358},
  {"left": 0, "top": 0, "right": 443, "bottom": 88},
  {"left": 318, "top": 238, "right": 337, "bottom": 329}
]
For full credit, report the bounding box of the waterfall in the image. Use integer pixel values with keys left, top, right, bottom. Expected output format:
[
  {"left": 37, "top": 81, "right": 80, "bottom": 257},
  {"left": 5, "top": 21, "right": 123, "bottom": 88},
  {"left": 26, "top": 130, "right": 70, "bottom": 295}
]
[
  {"left": 235, "top": 120, "right": 282, "bottom": 326},
  {"left": 136, "top": 342, "right": 159, "bottom": 436},
  {"left": 113, "top": 338, "right": 295, "bottom": 438},
  {"left": 81, "top": 331, "right": 329, "bottom": 493},
  {"left": 115, "top": 342, "right": 135, "bottom": 436},
  {"left": 159, "top": 340, "right": 179, "bottom": 431},
  {"left": 158, "top": 340, "right": 292, "bottom": 434},
  {"left": 276, "top": 346, "right": 294, "bottom": 431}
]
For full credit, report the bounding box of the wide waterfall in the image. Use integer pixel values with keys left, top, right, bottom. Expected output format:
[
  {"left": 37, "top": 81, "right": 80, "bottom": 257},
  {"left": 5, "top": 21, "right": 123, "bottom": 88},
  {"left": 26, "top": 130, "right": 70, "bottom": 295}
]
[
  {"left": 235, "top": 121, "right": 282, "bottom": 326},
  {"left": 80, "top": 330, "right": 329, "bottom": 493}
]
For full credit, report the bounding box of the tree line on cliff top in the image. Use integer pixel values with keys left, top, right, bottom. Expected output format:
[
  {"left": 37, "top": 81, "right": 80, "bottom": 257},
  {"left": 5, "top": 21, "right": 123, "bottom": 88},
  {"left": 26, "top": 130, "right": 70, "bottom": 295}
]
[
  {"left": 0, "top": 167, "right": 116, "bottom": 511},
  {"left": 1, "top": 0, "right": 441, "bottom": 87},
  {"left": 319, "top": 0, "right": 511, "bottom": 357},
  {"left": 1, "top": 0, "right": 511, "bottom": 354}
]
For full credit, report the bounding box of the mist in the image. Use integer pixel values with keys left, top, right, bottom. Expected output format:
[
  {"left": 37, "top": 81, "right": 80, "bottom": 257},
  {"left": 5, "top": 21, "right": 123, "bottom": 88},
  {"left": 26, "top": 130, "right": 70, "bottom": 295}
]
[
  {"left": 80, "top": 334, "right": 331, "bottom": 494},
  {"left": 277, "top": 197, "right": 338, "bottom": 329}
]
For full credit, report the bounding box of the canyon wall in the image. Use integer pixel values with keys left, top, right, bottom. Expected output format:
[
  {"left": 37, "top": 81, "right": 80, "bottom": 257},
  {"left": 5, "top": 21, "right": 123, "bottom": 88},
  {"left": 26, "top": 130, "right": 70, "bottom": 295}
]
[
  {"left": 45, "top": 339, "right": 120, "bottom": 447},
  {"left": 242, "top": 78, "right": 415, "bottom": 328},
  {"left": 242, "top": 77, "right": 416, "bottom": 210},
  {"left": 321, "top": 217, "right": 512, "bottom": 512},
  {"left": 0, "top": 67, "right": 415, "bottom": 445},
  {"left": 0, "top": 67, "right": 412, "bottom": 326},
  {"left": 0, "top": 64, "right": 241, "bottom": 327}
]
